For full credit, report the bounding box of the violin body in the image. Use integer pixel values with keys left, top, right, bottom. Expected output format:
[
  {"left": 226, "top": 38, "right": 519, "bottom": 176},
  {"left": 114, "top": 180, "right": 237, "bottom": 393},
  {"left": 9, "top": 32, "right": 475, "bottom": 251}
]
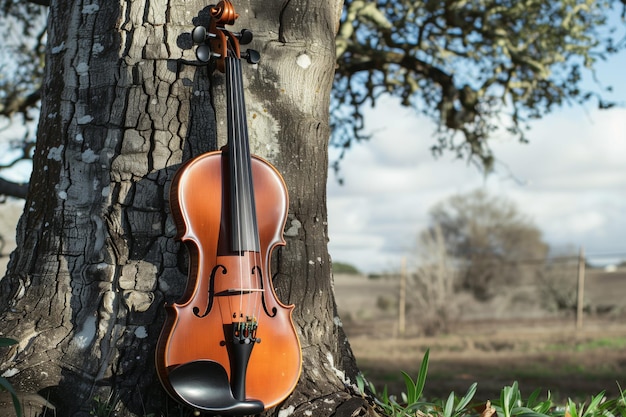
[
  {"left": 155, "top": 3, "right": 301, "bottom": 413},
  {"left": 156, "top": 151, "right": 301, "bottom": 411}
]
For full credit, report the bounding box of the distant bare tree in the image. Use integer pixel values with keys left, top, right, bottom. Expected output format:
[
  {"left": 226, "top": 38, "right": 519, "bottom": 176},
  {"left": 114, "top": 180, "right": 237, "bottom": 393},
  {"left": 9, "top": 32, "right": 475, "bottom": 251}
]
[
  {"left": 537, "top": 250, "right": 580, "bottom": 312},
  {"left": 429, "top": 189, "right": 549, "bottom": 300},
  {"left": 408, "top": 225, "right": 459, "bottom": 335}
]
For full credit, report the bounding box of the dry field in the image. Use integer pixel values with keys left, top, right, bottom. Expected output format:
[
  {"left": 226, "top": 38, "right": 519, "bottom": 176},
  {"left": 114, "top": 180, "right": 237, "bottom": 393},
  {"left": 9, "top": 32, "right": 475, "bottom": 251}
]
[{"left": 335, "top": 273, "right": 626, "bottom": 403}]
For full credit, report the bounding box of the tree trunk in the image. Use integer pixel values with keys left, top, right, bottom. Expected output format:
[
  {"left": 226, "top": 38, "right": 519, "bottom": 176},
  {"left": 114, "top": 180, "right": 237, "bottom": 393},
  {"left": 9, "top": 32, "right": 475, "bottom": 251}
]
[{"left": 0, "top": 1, "right": 371, "bottom": 416}]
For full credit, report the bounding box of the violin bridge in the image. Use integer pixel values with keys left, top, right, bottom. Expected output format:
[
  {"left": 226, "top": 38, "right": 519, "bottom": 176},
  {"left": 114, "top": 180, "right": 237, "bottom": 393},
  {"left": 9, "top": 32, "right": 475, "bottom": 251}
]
[{"left": 215, "top": 288, "right": 264, "bottom": 297}]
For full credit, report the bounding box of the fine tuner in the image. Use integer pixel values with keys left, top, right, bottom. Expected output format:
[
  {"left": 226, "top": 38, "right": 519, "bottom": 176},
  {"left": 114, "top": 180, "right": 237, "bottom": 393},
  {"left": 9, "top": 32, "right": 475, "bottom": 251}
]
[{"left": 191, "top": 25, "right": 260, "bottom": 64}]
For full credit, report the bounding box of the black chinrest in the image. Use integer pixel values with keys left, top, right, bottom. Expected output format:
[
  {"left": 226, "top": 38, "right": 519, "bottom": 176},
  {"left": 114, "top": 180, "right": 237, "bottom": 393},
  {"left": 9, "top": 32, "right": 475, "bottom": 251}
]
[{"left": 168, "top": 360, "right": 264, "bottom": 415}]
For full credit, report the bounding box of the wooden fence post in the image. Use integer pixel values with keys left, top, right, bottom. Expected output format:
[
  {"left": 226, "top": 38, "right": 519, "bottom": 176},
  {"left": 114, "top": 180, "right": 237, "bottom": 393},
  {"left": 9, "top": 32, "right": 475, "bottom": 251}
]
[
  {"left": 398, "top": 257, "right": 406, "bottom": 337},
  {"left": 576, "top": 247, "right": 586, "bottom": 330}
]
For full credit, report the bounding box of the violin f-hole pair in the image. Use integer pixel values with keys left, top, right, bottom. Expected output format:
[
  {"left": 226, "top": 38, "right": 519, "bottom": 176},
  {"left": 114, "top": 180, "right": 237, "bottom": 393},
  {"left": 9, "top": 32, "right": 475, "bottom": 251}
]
[{"left": 155, "top": 1, "right": 302, "bottom": 414}]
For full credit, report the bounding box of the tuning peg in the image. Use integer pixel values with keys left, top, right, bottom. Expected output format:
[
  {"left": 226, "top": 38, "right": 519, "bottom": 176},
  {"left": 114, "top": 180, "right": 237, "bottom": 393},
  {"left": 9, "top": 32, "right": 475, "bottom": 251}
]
[
  {"left": 243, "top": 49, "right": 260, "bottom": 64},
  {"left": 237, "top": 29, "right": 253, "bottom": 45},
  {"left": 196, "top": 44, "right": 212, "bottom": 62},
  {"left": 192, "top": 26, "right": 207, "bottom": 44}
]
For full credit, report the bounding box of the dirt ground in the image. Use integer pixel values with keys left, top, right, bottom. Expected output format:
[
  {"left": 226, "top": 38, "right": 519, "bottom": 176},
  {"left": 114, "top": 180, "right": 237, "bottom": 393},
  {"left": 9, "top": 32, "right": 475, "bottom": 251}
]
[{"left": 335, "top": 274, "right": 626, "bottom": 403}]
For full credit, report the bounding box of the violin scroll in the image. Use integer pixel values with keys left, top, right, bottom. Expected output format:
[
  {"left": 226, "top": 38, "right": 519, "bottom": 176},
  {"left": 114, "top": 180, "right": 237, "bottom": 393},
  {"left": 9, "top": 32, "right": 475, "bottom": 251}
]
[{"left": 190, "top": 0, "right": 258, "bottom": 67}]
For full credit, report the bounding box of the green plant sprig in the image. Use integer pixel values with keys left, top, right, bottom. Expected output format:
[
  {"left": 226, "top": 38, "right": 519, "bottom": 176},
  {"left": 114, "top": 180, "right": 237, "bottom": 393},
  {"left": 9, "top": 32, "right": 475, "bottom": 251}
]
[
  {"left": 0, "top": 337, "right": 22, "bottom": 417},
  {"left": 356, "top": 348, "right": 626, "bottom": 417}
]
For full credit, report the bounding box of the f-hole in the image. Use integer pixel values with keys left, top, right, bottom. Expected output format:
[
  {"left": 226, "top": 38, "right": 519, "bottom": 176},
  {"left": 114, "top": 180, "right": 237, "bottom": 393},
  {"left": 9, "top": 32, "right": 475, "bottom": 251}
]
[
  {"left": 252, "top": 265, "right": 277, "bottom": 317},
  {"left": 193, "top": 264, "right": 227, "bottom": 318}
]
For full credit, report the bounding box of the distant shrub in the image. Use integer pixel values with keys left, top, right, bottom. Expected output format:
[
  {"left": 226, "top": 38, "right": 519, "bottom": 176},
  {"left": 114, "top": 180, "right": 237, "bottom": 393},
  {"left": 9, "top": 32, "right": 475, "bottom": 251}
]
[{"left": 332, "top": 261, "right": 360, "bottom": 275}]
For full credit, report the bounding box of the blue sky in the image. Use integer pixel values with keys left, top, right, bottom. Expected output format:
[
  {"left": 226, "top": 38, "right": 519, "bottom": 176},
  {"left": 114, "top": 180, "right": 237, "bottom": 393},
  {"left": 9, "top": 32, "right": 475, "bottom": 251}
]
[{"left": 327, "top": 42, "right": 626, "bottom": 273}]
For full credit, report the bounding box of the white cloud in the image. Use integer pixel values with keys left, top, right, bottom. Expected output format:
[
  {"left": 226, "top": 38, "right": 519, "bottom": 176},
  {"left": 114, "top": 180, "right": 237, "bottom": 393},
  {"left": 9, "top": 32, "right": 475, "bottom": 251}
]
[{"left": 327, "top": 99, "right": 626, "bottom": 273}]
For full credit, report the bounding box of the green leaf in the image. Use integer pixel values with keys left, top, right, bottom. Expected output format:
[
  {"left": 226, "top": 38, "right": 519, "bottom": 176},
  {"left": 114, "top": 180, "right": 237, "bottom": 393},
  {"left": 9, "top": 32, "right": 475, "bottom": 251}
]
[
  {"left": 455, "top": 382, "right": 477, "bottom": 414},
  {"left": 511, "top": 406, "right": 551, "bottom": 417},
  {"left": 582, "top": 392, "right": 606, "bottom": 417},
  {"left": 526, "top": 387, "right": 542, "bottom": 408},
  {"left": 0, "top": 338, "right": 18, "bottom": 348},
  {"left": 567, "top": 398, "right": 580, "bottom": 417},
  {"left": 500, "top": 381, "right": 521, "bottom": 417},
  {"left": 414, "top": 348, "right": 430, "bottom": 401},
  {"left": 443, "top": 391, "right": 455, "bottom": 417},
  {"left": 356, "top": 373, "right": 365, "bottom": 395},
  {"left": 381, "top": 385, "right": 389, "bottom": 404},
  {"left": 400, "top": 371, "right": 417, "bottom": 404},
  {"left": 0, "top": 376, "right": 22, "bottom": 417}
]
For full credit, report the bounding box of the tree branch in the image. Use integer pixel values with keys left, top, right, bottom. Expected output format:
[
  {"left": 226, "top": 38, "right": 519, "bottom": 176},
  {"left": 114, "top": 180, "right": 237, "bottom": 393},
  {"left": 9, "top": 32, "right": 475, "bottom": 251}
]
[
  {"left": 0, "top": 89, "right": 42, "bottom": 119},
  {"left": 26, "top": 0, "right": 50, "bottom": 6},
  {"left": 0, "top": 178, "right": 28, "bottom": 200}
]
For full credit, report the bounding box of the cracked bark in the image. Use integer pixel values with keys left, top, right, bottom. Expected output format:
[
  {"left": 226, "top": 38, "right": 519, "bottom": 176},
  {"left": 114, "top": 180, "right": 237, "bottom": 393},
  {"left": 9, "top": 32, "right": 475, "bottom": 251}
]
[{"left": 0, "top": 1, "right": 376, "bottom": 416}]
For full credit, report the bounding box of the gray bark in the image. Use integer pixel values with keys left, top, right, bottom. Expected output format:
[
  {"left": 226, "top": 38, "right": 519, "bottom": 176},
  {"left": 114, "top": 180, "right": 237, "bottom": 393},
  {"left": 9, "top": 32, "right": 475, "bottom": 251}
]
[{"left": 0, "top": 1, "right": 373, "bottom": 416}]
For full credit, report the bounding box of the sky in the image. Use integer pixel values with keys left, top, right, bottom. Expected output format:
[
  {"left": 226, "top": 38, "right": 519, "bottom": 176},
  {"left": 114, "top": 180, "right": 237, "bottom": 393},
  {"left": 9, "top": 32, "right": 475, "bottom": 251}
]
[{"left": 327, "top": 49, "right": 626, "bottom": 273}]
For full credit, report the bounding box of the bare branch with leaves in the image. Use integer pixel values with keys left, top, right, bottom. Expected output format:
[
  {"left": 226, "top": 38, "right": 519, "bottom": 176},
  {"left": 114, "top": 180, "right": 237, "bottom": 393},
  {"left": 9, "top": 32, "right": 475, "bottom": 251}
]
[{"left": 333, "top": 0, "right": 625, "bottom": 171}]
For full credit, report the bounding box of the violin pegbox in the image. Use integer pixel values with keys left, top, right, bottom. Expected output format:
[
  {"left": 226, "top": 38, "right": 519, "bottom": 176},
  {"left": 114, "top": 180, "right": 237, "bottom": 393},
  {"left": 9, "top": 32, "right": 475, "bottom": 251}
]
[
  {"left": 191, "top": 26, "right": 214, "bottom": 63},
  {"left": 189, "top": 0, "right": 259, "bottom": 69}
]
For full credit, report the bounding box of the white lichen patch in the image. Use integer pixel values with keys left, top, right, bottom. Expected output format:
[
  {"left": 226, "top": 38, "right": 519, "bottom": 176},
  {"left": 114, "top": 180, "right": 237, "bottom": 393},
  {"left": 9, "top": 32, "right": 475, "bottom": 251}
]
[
  {"left": 92, "top": 43, "right": 104, "bottom": 55},
  {"left": 58, "top": 191, "right": 67, "bottom": 200},
  {"left": 77, "top": 115, "right": 94, "bottom": 125},
  {"left": 326, "top": 351, "right": 350, "bottom": 385},
  {"left": 333, "top": 316, "right": 343, "bottom": 327},
  {"left": 75, "top": 133, "right": 84, "bottom": 143},
  {"left": 277, "top": 405, "right": 295, "bottom": 417},
  {"left": 92, "top": 214, "right": 105, "bottom": 253},
  {"left": 47, "top": 145, "right": 64, "bottom": 161},
  {"left": 51, "top": 42, "right": 66, "bottom": 54},
  {"left": 296, "top": 53, "right": 312, "bottom": 69},
  {"left": 1, "top": 368, "right": 19, "bottom": 378},
  {"left": 81, "top": 149, "right": 99, "bottom": 163},
  {"left": 246, "top": 101, "right": 280, "bottom": 159},
  {"left": 76, "top": 62, "right": 89, "bottom": 75},
  {"left": 134, "top": 326, "right": 148, "bottom": 339},
  {"left": 82, "top": 3, "right": 100, "bottom": 14},
  {"left": 284, "top": 218, "right": 302, "bottom": 237},
  {"left": 72, "top": 315, "right": 97, "bottom": 349}
]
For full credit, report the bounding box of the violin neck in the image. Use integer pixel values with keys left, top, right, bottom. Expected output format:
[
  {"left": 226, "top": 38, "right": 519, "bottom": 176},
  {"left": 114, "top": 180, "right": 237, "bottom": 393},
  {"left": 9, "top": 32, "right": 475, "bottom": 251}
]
[{"left": 225, "top": 56, "right": 260, "bottom": 253}]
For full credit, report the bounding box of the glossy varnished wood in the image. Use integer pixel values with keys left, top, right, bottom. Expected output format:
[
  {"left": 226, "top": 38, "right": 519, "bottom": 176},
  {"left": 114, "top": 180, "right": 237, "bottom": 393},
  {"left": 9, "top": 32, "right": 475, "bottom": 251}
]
[{"left": 156, "top": 151, "right": 302, "bottom": 409}]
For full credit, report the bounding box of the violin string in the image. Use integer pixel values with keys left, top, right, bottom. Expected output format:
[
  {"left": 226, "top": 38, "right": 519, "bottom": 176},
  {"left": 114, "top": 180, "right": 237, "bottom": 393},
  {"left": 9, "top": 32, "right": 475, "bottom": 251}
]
[
  {"left": 235, "top": 57, "right": 247, "bottom": 322},
  {"left": 229, "top": 54, "right": 245, "bottom": 323},
  {"left": 234, "top": 58, "right": 247, "bottom": 323},
  {"left": 234, "top": 53, "right": 263, "bottom": 330},
  {"left": 225, "top": 53, "right": 241, "bottom": 324},
  {"left": 226, "top": 37, "right": 264, "bottom": 334},
  {"left": 232, "top": 50, "right": 252, "bottom": 326},
  {"left": 236, "top": 57, "right": 261, "bottom": 329}
]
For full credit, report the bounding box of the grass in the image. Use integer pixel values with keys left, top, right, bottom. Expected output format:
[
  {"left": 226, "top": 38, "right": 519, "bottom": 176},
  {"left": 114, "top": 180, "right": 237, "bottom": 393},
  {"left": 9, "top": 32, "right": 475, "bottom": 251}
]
[
  {"left": 545, "top": 337, "right": 626, "bottom": 353},
  {"left": 357, "top": 349, "right": 626, "bottom": 417},
  {"left": 0, "top": 337, "right": 21, "bottom": 417}
]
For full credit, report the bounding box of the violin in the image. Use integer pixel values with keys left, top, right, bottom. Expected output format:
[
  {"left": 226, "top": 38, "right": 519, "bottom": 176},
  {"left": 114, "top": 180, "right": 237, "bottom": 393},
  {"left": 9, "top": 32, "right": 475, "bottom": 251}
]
[{"left": 156, "top": 2, "right": 302, "bottom": 414}]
